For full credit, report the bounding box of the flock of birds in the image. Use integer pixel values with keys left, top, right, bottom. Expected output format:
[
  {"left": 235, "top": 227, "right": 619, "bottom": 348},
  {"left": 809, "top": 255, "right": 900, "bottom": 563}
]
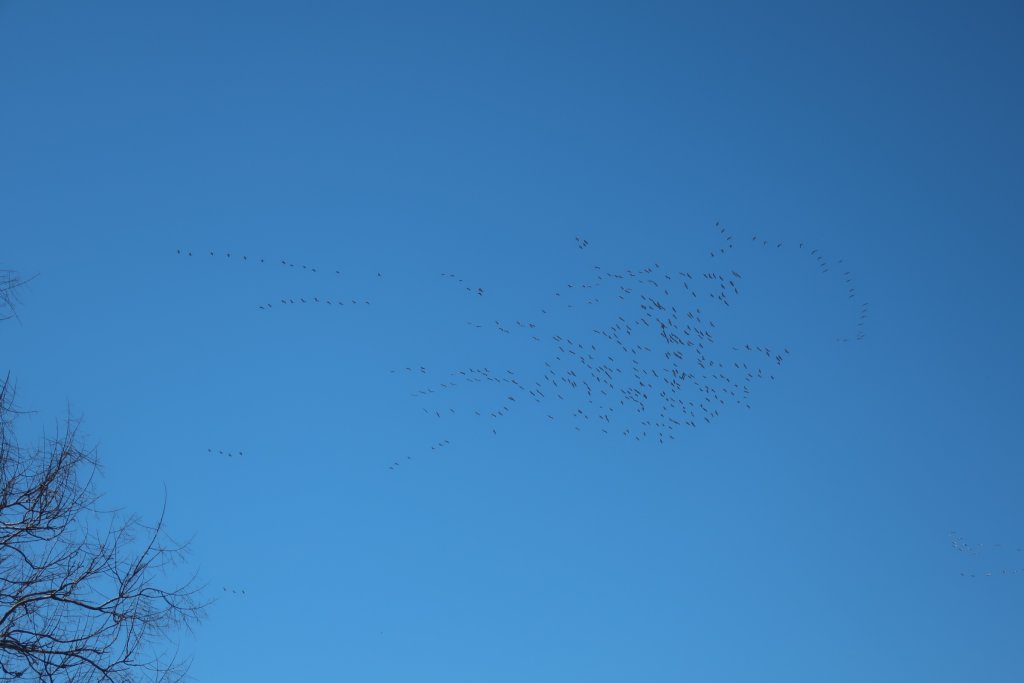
[
  {"left": 711, "top": 221, "right": 867, "bottom": 343},
  {"left": 175, "top": 248, "right": 347, "bottom": 274},
  {"left": 383, "top": 224, "right": 870, "bottom": 471},
  {"left": 174, "top": 248, "right": 372, "bottom": 310},
  {"left": 208, "top": 448, "right": 243, "bottom": 458},
  {"left": 441, "top": 272, "right": 485, "bottom": 297},
  {"left": 173, "top": 231, "right": 1024, "bottom": 584},
  {"left": 950, "top": 532, "right": 1024, "bottom": 578},
  {"left": 177, "top": 226, "right": 868, "bottom": 477}
]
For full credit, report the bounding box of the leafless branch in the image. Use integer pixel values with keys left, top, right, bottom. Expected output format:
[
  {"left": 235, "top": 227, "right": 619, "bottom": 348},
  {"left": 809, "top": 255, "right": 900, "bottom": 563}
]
[
  {"left": 0, "top": 378, "right": 206, "bottom": 682},
  {"left": 0, "top": 271, "right": 33, "bottom": 322}
]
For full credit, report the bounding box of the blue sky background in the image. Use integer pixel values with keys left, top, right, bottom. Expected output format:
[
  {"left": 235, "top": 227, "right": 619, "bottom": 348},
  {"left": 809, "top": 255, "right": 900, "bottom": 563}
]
[{"left": 2, "top": 1, "right": 1024, "bottom": 680}]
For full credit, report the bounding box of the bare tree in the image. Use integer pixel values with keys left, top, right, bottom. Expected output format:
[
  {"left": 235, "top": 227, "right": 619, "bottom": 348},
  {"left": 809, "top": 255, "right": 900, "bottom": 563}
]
[
  {"left": 0, "top": 270, "right": 30, "bottom": 322},
  {"left": 1, "top": 272, "right": 205, "bottom": 681}
]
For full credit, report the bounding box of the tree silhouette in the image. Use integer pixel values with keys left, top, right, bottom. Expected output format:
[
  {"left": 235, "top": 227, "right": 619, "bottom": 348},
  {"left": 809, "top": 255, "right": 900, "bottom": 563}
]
[
  {"left": 1, "top": 274, "right": 204, "bottom": 681},
  {"left": 0, "top": 270, "right": 30, "bottom": 322}
]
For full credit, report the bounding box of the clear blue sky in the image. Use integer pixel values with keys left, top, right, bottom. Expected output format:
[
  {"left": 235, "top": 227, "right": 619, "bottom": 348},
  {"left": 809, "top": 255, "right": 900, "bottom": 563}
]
[{"left": 3, "top": 1, "right": 1024, "bottom": 680}]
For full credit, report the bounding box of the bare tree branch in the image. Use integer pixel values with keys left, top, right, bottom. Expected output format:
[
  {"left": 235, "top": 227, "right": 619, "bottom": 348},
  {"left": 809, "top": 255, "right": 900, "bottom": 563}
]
[
  {"left": 0, "top": 270, "right": 33, "bottom": 322},
  {"left": 0, "top": 376, "right": 206, "bottom": 682}
]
